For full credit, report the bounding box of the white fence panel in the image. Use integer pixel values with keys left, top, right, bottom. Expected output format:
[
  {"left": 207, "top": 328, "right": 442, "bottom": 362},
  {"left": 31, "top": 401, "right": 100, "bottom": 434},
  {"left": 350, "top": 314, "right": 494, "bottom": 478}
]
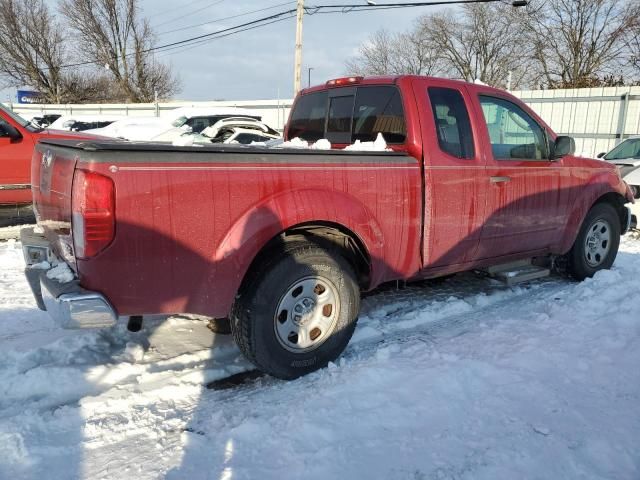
[{"left": 9, "top": 85, "right": 640, "bottom": 157}]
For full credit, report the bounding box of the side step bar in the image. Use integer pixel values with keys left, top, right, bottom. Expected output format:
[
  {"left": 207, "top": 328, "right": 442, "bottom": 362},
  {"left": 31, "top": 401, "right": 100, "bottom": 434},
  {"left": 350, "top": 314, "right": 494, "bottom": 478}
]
[{"left": 483, "top": 259, "right": 550, "bottom": 286}]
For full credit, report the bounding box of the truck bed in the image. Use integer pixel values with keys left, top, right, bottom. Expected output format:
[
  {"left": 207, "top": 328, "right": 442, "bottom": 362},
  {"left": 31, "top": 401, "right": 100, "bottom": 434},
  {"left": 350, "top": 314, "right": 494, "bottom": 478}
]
[{"left": 33, "top": 139, "right": 423, "bottom": 319}]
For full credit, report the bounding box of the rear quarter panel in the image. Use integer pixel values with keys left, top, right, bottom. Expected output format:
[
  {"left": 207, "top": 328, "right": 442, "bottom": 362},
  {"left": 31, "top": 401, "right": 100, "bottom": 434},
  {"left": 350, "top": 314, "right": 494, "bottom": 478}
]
[{"left": 76, "top": 148, "right": 422, "bottom": 318}]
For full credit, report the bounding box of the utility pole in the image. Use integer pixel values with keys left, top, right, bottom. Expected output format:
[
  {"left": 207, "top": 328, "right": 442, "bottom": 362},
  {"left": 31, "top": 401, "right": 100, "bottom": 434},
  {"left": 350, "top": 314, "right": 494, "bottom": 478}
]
[{"left": 293, "top": 0, "right": 304, "bottom": 95}]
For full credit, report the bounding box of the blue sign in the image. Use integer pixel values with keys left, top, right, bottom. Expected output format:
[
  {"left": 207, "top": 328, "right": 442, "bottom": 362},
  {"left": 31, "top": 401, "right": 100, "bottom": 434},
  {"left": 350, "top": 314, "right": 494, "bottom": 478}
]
[{"left": 17, "top": 90, "right": 45, "bottom": 104}]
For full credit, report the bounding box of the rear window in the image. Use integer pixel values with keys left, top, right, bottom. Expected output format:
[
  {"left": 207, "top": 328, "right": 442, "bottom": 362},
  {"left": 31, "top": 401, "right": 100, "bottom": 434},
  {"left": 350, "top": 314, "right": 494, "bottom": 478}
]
[
  {"left": 353, "top": 86, "right": 406, "bottom": 143},
  {"left": 327, "top": 96, "right": 354, "bottom": 134},
  {"left": 288, "top": 91, "right": 328, "bottom": 142},
  {"left": 288, "top": 86, "right": 407, "bottom": 145}
]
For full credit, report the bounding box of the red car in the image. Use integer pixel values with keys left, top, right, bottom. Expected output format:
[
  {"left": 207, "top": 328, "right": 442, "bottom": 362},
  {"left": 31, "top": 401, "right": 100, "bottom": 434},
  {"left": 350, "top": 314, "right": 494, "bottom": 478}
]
[
  {"left": 0, "top": 103, "right": 94, "bottom": 219},
  {"left": 22, "top": 76, "right": 636, "bottom": 379}
]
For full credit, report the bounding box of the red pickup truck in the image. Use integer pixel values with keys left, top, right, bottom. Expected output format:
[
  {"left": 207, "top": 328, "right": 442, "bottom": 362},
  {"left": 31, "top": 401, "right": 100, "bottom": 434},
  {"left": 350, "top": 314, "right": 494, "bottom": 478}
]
[
  {"left": 21, "top": 76, "right": 636, "bottom": 379},
  {"left": 0, "top": 103, "right": 92, "bottom": 221}
]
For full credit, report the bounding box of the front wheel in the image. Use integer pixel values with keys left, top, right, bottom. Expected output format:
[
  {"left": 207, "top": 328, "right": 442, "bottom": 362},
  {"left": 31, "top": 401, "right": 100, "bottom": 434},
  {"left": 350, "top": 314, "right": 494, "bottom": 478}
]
[
  {"left": 230, "top": 241, "right": 360, "bottom": 379},
  {"left": 567, "top": 203, "right": 621, "bottom": 280}
]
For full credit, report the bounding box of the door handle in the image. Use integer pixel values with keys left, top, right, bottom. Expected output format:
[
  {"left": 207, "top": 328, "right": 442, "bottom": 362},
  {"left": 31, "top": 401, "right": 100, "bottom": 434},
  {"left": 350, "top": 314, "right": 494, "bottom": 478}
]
[{"left": 490, "top": 176, "right": 511, "bottom": 184}]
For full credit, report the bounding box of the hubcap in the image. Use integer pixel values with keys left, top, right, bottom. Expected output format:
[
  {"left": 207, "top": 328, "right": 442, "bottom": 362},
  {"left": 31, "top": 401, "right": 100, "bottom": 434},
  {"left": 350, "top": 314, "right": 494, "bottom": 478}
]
[
  {"left": 584, "top": 219, "right": 611, "bottom": 267},
  {"left": 274, "top": 276, "right": 340, "bottom": 353}
]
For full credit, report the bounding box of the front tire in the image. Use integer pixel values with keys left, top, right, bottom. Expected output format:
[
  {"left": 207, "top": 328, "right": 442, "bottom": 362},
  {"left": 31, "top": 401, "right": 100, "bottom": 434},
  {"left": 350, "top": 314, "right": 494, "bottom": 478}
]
[
  {"left": 567, "top": 203, "right": 621, "bottom": 280},
  {"left": 231, "top": 240, "right": 360, "bottom": 380}
]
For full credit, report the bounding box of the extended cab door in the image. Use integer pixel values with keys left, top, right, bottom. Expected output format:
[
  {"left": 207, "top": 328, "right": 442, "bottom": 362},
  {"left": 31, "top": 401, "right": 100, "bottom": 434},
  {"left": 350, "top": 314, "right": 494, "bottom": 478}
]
[
  {"left": 412, "top": 78, "right": 488, "bottom": 270},
  {"left": 468, "top": 91, "right": 573, "bottom": 258}
]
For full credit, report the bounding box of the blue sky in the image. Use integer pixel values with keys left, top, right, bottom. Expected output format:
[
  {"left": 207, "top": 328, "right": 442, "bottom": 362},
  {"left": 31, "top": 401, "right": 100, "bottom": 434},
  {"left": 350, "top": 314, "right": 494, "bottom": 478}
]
[{"left": 2, "top": 0, "right": 453, "bottom": 102}]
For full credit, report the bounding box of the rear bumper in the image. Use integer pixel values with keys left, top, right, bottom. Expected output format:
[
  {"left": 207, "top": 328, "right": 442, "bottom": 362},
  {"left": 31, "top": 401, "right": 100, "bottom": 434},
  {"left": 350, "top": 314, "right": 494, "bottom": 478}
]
[{"left": 21, "top": 227, "right": 117, "bottom": 329}]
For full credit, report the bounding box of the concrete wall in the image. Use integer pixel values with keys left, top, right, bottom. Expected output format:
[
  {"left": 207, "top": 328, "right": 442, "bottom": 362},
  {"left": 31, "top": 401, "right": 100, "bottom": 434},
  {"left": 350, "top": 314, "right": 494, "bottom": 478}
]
[{"left": 10, "top": 85, "right": 640, "bottom": 157}]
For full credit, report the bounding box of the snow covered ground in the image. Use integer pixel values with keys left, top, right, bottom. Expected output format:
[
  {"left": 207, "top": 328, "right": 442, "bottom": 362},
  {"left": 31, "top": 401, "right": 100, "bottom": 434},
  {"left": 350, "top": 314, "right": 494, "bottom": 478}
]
[{"left": 0, "top": 232, "right": 639, "bottom": 480}]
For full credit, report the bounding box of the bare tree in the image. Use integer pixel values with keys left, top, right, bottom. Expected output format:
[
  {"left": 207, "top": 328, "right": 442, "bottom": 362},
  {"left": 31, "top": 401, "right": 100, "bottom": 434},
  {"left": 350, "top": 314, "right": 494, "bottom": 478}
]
[
  {"left": 60, "top": 0, "right": 180, "bottom": 102},
  {"left": 0, "top": 0, "right": 65, "bottom": 102},
  {"left": 0, "top": 0, "right": 126, "bottom": 103},
  {"left": 524, "top": 0, "right": 638, "bottom": 88},
  {"left": 625, "top": 8, "right": 640, "bottom": 81},
  {"left": 345, "top": 27, "right": 440, "bottom": 76},
  {"left": 420, "top": 3, "right": 532, "bottom": 89}
]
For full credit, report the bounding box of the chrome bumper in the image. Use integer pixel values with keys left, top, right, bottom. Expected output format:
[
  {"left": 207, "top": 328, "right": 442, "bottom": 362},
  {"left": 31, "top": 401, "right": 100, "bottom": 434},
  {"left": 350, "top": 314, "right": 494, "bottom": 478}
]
[
  {"left": 39, "top": 279, "right": 117, "bottom": 329},
  {"left": 21, "top": 227, "right": 117, "bottom": 329}
]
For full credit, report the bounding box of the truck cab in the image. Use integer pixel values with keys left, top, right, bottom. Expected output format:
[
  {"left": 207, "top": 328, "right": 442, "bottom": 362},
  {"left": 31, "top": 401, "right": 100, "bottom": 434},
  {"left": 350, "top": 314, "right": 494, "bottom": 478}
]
[{"left": 286, "top": 76, "right": 635, "bottom": 273}]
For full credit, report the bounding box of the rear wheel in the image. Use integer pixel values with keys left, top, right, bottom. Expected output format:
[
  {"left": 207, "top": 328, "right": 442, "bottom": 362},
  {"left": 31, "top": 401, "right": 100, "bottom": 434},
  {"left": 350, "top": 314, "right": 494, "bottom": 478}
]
[
  {"left": 567, "top": 203, "right": 620, "bottom": 280},
  {"left": 230, "top": 240, "right": 360, "bottom": 379}
]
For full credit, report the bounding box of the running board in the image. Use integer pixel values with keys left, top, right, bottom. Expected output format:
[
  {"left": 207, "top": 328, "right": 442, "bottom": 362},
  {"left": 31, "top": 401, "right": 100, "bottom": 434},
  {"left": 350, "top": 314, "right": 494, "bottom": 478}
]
[{"left": 484, "top": 259, "right": 550, "bottom": 286}]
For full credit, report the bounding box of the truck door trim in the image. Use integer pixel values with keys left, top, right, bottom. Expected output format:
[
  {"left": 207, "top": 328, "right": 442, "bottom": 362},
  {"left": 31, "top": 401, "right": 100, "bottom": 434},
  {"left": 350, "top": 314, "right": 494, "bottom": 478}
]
[{"left": 0, "top": 183, "right": 31, "bottom": 190}]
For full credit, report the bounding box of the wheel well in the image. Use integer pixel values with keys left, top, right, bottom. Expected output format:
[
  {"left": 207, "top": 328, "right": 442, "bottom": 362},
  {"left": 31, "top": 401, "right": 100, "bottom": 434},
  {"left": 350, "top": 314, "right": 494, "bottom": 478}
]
[
  {"left": 593, "top": 192, "right": 627, "bottom": 230},
  {"left": 243, "top": 222, "right": 372, "bottom": 290}
]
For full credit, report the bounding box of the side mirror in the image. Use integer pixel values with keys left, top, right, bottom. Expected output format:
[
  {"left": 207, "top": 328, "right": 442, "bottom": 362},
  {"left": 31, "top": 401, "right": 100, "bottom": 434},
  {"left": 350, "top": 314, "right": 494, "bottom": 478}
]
[
  {"left": 597, "top": 152, "right": 606, "bottom": 159},
  {"left": 551, "top": 136, "right": 575, "bottom": 160}
]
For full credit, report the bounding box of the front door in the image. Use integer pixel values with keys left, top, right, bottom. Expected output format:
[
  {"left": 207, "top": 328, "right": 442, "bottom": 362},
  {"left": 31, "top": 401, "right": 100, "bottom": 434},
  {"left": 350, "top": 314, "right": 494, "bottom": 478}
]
[{"left": 471, "top": 93, "right": 572, "bottom": 258}]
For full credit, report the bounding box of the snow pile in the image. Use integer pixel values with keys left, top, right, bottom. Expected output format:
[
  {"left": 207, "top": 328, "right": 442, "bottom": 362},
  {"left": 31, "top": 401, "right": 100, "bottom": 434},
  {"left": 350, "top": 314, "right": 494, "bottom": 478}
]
[
  {"left": 279, "top": 137, "right": 310, "bottom": 149},
  {"left": 29, "top": 261, "right": 50, "bottom": 270},
  {"left": 279, "top": 134, "right": 389, "bottom": 152},
  {"left": 311, "top": 138, "right": 332, "bottom": 150},
  {"left": 278, "top": 137, "right": 332, "bottom": 150},
  {"left": 344, "top": 132, "right": 390, "bottom": 152},
  {"left": 0, "top": 237, "right": 639, "bottom": 479},
  {"left": 45, "top": 262, "right": 74, "bottom": 283}
]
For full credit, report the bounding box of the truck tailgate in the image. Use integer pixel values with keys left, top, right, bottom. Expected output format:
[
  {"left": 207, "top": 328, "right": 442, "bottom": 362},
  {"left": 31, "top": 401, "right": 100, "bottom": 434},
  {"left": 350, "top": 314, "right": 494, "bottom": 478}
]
[{"left": 31, "top": 142, "right": 77, "bottom": 269}]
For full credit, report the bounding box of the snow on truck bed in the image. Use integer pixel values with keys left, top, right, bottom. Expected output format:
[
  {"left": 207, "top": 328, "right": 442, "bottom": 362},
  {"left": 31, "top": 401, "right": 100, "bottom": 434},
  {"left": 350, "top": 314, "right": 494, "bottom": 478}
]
[{"left": 0, "top": 234, "right": 639, "bottom": 480}]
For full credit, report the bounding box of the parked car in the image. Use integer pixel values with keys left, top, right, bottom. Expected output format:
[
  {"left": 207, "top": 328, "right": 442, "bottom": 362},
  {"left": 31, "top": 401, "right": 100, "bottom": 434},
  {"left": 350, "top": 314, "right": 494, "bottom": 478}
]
[
  {"left": 48, "top": 115, "right": 126, "bottom": 132},
  {"left": 86, "top": 107, "right": 262, "bottom": 141},
  {"left": 22, "top": 76, "right": 636, "bottom": 380},
  {"left": 20, "top": 113, "right": 62, "bottom": 129},
  {"left": 152, "top": 117, "right": 281, "bottom": 144},
  {"left": 598, "top": 137, "right": 640, "bottom": 199},
  {"left": 0, "top": 103, "right": 96, "bottom": 220}
]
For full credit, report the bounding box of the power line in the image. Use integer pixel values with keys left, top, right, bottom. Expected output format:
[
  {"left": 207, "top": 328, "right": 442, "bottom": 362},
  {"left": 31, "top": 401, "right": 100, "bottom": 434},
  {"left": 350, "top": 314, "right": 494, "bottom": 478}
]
[
  {"left": 157, "top": 1, "right": 295, "bottom": 36},
  {"left": 156, "top": 15, "right": 297, "bottom": 58},
  {"left": 146, "top": 0, "right": 214, "bottom": 19},
  {"left": 152, "top": 0, "right": 226, "bottom": 29},
  {"left": 48, "top": 0, "right": 524, "bottom": 71}
]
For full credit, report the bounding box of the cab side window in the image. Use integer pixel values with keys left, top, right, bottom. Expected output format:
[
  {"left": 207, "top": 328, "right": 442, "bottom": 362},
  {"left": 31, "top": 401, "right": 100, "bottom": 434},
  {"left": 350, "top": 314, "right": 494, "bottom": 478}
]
[
  {"left": 479, "top": 96, "right": 548, "bottom": 160},
  {"left": 428, "top": 87, "right": 475, "bottom": 159}
]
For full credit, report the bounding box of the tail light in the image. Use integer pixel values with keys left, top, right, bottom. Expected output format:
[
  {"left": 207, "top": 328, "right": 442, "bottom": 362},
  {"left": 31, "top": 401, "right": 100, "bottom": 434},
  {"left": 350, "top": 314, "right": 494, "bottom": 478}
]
[{"left": 72, "top": 170, "right": 115, "bottom": 259}]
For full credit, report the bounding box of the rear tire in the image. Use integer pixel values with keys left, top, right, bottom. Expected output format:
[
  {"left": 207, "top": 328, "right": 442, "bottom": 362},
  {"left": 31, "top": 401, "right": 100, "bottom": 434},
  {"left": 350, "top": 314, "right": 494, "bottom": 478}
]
[
  {"left": 567, "top": 203, "right": 620, "bottom": 281},
  {"left": 230, "top": 240, "right": 360, "bottom": 380}
]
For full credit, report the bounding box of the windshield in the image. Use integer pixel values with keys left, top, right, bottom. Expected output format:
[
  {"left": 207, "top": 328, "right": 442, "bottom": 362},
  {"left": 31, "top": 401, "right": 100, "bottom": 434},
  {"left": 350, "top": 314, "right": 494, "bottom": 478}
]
[
  {"left": 604, "top": 138, "right": 640, "bottom": 161},
  {"left": 0, "top": 102, "right": 36, "bottom": 130},
  {"left": 171, "top": 116, "right": 188, "bottom": 128}
]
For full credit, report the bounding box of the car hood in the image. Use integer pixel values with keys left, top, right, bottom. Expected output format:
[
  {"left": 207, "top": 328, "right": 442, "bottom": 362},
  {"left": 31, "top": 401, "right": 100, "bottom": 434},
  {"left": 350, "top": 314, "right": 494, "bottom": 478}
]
[
  {"left": 87, "top": 122, "right": 178, "bottom": 141},
  {"left": 607, "top": 157, "right": 640, "bottom": 167}
]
